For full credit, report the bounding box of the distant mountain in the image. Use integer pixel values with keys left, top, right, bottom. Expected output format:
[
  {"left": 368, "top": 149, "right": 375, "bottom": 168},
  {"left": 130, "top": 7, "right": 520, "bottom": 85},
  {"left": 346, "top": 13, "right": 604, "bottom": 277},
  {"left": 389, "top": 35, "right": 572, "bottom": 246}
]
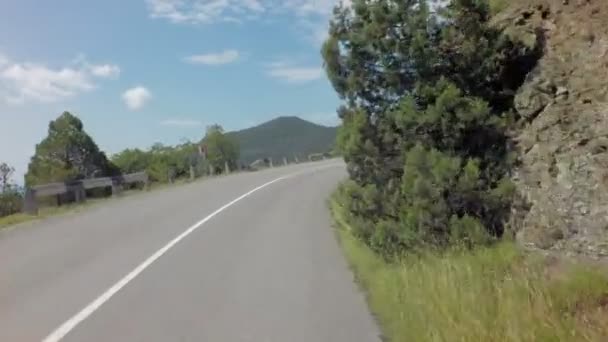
[{"left": 228, "top": 116, "right": 338, "bottom": 165}]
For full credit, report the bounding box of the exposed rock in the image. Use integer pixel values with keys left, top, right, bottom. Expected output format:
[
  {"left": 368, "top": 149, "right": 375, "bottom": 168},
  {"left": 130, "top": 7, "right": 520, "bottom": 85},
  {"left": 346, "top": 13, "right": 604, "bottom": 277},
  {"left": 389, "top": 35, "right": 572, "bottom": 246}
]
[
  {"left": 514, "top": 74, "right": 554, "bottom": 121},
  {"left": 555, "top": 86, "right": 569, "bottom": 97},
  {"left": 499, "top": 0, "right": 608, "bottom": 260}
]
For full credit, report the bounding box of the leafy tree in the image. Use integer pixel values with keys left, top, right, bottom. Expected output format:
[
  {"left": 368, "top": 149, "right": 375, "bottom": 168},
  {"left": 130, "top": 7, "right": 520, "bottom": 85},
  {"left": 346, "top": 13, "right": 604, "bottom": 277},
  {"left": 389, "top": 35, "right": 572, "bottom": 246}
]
[
  {"left": 148, "top": 141, "right": 201, "bottom": 182},
  {"left": 146, "top": 146, "right": 175, "bottom": 183},
  {"left": 323, "top": 0, "right": 539, "bottom": 254},
  {"left": 202, "top": 125, "right": 239, "bottom": 173},
  {"left": 0, "top": 162, "right": 15, "bottom": 193},
  {"left": 111, "top": 148, "right": 151, "bottom": 174},
  {"left": 112, "top": 141, "right": 205, "bottom": 183},
  {"left": 0, "top": 162, "right": 22, "bottom": 217},
  {"left": 25, "top": 112, "right": 118, "bottom": 187}
]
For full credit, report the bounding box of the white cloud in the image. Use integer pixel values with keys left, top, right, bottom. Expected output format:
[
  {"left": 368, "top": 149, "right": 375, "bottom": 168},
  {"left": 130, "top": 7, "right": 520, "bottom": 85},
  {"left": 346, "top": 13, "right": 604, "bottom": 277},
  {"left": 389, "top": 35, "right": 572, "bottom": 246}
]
[
  {"left": 122, "top": 86, "right": 151, "bottom": 110},
  {"left": 145, "top": 0, "right": 350, "bottom": 42},
  {"left": 284, "top": 0, "right": 348, "bottom": 17},
  {"left": 147, "top": 0, "right": 265, "bottom": 24},
  {"left": 1, "top": 64, "right": 94, "bottom": 104},
  {"left": 0, "top": 54, "right": 120, "bottom": 104},
  {"left": 160, "top": 118, "right": 203, "bottom": 127},
  {"left": 90, "top": 64, "right": 121, "bottom": 78},
  {"left": 267, "top": 61, "right": 323, "bottom": 83},
  {"left": 184, "top": 50, "right": 239, "bottom": 65}
]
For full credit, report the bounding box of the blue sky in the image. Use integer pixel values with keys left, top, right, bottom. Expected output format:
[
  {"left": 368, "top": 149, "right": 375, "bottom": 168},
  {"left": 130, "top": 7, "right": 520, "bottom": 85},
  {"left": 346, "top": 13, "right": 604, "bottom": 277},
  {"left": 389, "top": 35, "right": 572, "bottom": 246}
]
[{"left": 0, "top": 0, "right": 345, "bottom": 181}]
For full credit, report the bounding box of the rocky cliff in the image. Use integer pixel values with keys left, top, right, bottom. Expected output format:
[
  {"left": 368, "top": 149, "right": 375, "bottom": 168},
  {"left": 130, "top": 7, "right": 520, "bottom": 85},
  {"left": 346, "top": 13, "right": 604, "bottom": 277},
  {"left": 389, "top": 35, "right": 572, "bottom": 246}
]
[{"left": 495, "top": 0, "right": 608, "bottom": 258}]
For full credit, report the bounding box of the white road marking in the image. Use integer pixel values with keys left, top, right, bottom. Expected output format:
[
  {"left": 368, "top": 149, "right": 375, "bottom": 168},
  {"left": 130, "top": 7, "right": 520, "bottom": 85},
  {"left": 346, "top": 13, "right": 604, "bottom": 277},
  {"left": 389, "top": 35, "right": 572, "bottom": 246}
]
[{"left": 42, "top": 162, "right": 342, "bottom": 342}]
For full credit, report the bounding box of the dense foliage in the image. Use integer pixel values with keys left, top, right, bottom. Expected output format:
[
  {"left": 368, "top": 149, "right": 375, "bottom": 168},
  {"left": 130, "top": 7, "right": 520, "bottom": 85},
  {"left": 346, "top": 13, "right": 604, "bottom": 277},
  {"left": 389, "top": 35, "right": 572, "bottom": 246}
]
[
  {"left": 112, "top": 143, "right": 198, "bottom": 183},
  {"left": 0, "top": 162, "right": 22, "bottom": 217},
  {"left": 204, "top": 125, "right": 240, "bottom": 173},
  {"left": 323, "top": 0, "right": 539, "bottom": 254},
  {"left": 25, "top": 112, "right": 119, "bottom": 187},
  {"left": 112, "top": 117, "right": 332, "bottom": 178},
  {"left": 112, "top": 124, "right": 239, "bottom": 182}
]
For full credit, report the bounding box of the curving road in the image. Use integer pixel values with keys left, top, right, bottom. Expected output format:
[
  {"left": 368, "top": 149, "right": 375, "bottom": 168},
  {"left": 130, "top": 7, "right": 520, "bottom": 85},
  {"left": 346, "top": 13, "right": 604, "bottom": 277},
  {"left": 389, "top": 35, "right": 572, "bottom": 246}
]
[{"left": 0, "top": 160, "right": 380, "bottom": 342}]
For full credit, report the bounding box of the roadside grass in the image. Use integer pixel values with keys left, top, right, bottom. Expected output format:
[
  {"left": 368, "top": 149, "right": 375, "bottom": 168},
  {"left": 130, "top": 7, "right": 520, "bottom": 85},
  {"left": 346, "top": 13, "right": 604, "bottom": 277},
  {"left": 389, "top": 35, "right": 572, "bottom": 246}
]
[
  {"left": 330, "top": 195, "right": 608, "bottom": 342},
  {"left": 0, "top": 197, "right": 110, "bottom": 230},
  {"left": 489, "top": 0, "right": 509, "bottom": 16}
]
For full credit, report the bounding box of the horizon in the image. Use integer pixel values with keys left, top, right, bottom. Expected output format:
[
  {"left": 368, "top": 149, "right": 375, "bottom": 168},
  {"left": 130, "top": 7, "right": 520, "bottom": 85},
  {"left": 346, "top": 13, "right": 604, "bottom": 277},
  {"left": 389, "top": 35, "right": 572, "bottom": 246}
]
[
  {"left": 9, "top": 113, "right": 339, "bottom": 185},
  {"left": 0, "top": 0, "right": 345, "bottom": 182}
]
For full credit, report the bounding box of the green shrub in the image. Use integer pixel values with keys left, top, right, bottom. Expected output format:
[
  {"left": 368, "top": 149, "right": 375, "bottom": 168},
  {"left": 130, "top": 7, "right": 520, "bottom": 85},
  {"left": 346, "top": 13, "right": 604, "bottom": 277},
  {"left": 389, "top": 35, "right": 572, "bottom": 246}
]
[
  {"left": 323, "top": 0, "right": 539, "bottom": 254},
  {"left": 0, "top": 191, "right": 23, "bottom": 217}
]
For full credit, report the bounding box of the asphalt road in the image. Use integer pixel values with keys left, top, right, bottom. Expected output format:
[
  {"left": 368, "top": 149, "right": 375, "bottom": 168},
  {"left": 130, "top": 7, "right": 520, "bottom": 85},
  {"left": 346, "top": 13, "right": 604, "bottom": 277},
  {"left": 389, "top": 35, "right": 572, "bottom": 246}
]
[{"left": 0, "top": 160, "right": 380, "bottom": 342}]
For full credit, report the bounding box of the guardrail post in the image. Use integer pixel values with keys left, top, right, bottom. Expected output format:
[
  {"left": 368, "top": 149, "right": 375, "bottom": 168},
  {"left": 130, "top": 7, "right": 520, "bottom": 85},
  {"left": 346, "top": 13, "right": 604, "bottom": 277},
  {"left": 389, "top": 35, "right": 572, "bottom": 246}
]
[
  {"left": 168, "top": 169, "right": 176, "bottom": 184},
  {"left": 190, "top": 165, "right": 196, "bottom": 181},
  {"left": 294, "top": 155, "right": 299, "bottom": 163},
  {"left": 209, "top": 164, "right": 214, "bottom": 176},
  {"left": 224, "top": 161, "right": 230, "bottom": 174},
  {"left": 283, "top": 157, "right": 288, "bottom": 166},
  {"left": 23, "top": 189, "right": 38, "bottom": 215},
  {"left": 269, "top": 158, "right": 274, "bottom": 168},
  {"left": 73, "top": 183, "right": 87, "bottom": 203},
  {"left": 144, "top": 174, "right": 151, "bottom": 191},
  {"left": 111, "top": 179, "right": 123, "bottom": 197}
]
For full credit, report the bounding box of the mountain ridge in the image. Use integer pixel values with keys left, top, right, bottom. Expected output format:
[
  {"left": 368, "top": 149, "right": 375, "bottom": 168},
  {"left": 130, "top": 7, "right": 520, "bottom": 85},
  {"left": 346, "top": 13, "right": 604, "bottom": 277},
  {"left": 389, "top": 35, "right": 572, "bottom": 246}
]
[{"left": 227, "top": 116, "right": 338, "bottom": 164}]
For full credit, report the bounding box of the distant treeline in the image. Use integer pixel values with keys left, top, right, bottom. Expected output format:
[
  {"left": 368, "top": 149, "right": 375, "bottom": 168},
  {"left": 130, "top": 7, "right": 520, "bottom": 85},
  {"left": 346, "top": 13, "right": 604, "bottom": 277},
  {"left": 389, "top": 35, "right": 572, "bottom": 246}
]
[
  {"left": 0, "top": 112, "right": 337, "bottom": 218},
  {"left": 0, "top": 113, "right": 240, "bottom": 217}
]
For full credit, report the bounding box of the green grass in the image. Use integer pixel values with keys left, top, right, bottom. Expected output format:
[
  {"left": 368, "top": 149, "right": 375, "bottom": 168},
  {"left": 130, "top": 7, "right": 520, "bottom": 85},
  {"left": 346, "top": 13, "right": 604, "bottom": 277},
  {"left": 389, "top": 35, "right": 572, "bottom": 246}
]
[
  {"left": 0, "top": 198, "right": 109, "bottom": 230},
  {"left": 330, "top": 197, "right": 608, "bottom": 342},
  {"left": 0, "top": 212, "right": 39, "bottom": 228},
  {"left": 489, "top": 0, "right": 509, "bottom": 16}
]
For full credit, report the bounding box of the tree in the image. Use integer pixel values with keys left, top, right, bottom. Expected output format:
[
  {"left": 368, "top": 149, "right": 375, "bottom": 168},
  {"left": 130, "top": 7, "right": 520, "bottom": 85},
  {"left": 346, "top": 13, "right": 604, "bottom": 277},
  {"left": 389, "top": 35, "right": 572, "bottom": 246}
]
[
  {"left": 112, "top": 141, "right": 207, "bottom": 183},
  {"left": 0, "top": 162, "right": 22, "bottom": 217},
  {"left": 202, "top": 125, "right": 239, "bottom": 173},
  {"left": 25, "top": 112, "right": 118, "bottom": 187},
  {"left": 111, "top": 149, "right": 152, "bottom": 174},
  {"left": 0, "top": 162, "right": 15, "bottom": 193},
  {"left": 323, "top": 0, "right": 539, "bottom": 253}
]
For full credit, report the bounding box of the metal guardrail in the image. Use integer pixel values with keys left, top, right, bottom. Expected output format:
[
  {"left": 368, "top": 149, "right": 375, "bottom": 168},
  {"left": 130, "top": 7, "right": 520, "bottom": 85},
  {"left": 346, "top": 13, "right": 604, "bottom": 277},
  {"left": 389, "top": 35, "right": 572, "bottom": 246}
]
[{"left": 23, "top": 172, "right": 149, "bottom": 215}]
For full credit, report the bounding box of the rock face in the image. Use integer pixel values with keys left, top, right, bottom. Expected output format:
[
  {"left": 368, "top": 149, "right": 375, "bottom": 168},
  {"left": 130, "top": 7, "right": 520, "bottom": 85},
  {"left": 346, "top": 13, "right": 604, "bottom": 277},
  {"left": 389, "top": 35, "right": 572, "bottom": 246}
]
[{"left": 496, "top": 0, "right": 608, "bottom": 258}]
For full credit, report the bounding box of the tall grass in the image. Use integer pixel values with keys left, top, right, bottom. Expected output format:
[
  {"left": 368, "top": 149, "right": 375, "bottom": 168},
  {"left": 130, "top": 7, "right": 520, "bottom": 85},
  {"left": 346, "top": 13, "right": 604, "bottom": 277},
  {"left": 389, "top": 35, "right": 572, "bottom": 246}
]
[
  {"left": 489, "top": 0, "right": 509, "bottom": 16},
  {"left": 0, "top": 198, "right": 109, "bottom": 230},
  {"left": 331, "top": 198, "right": 608, "bottom": 342}
]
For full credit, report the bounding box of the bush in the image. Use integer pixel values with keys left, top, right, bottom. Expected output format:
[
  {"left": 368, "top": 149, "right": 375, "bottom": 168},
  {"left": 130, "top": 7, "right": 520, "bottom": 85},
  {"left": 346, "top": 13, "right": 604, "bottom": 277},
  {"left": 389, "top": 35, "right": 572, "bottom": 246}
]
[
  {"left": 323, "top": 0, "right": 539, "bottom": 254},
  {"left": 0, "top": 190, "right": 23, "bottom": 217},
  {"left": 112, "top": 125, "right": 239, "bottom": 184}
]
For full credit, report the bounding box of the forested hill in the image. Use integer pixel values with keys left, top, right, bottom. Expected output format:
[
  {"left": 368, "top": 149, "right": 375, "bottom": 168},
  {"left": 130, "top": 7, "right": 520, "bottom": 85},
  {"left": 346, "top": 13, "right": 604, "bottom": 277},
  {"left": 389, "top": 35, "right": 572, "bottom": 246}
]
[{"left": 227, "top": 116, "right": 337, "bottom": 164}]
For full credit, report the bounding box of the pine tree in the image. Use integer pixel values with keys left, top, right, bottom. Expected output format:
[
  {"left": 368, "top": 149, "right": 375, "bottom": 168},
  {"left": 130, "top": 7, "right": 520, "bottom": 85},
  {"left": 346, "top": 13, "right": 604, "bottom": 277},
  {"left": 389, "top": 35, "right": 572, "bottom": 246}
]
[
  {"left": 25, "top": 112, "right": 118, "bottom": 186},
  {"left": 323, "top": 0, "right": 539, "bottom": 253}
]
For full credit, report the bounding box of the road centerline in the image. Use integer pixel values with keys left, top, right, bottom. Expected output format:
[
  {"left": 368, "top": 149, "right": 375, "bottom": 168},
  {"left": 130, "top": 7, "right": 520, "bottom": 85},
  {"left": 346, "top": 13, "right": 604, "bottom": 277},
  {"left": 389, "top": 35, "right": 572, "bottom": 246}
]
[
  {"left": 42, "top": 175, "right": 290, "bottom": 342},
  {"left": 42, "top": 162, "right": 341, "bottom": 342}
]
